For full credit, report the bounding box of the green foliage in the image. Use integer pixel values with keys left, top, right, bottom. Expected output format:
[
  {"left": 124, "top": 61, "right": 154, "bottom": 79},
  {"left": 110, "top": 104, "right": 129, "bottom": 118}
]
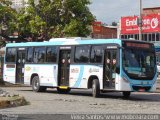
[
  {"left": 111, "top": 21, "right": 118, "bottom": 26},
  {"left": 0, "top": 0, "right": 17, "bottom": 34},
  {"left": 0, "top": 0, "right": 17, "bottom": 47},
  {"left": 17, "top": 0, "right": 95, "bottom": 41},
  {"left": 0, "top": 0, "right": 95, "bottom": 42}
]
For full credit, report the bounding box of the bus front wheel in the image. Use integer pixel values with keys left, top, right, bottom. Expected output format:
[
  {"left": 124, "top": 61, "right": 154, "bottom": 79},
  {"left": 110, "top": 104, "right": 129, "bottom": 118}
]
[
  {"left": 92, "top": 79, "right": 100, "bottom": 98},
  {"left": 122, "top": 91, "right": 131, "bottom": 98},
  {"left": 32, "top": 76, "right": 46, "bottom": 92}
]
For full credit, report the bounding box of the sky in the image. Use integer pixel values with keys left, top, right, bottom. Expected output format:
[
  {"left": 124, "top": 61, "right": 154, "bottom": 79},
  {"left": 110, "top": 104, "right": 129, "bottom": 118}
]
[{"left": 89, "top": 0, "right": 160, "bottom": 24}]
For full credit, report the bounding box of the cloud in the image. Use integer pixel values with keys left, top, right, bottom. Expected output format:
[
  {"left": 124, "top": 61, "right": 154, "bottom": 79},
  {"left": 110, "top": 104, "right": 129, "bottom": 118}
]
[{"left": 89, "top": 0, "right": 160, "bottom": 24}]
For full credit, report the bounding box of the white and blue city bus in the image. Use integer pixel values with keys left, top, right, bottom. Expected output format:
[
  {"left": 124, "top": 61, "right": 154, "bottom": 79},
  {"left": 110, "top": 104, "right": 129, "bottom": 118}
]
[{"left": 3, "top": 38, "right": 157, "bottom": 98}]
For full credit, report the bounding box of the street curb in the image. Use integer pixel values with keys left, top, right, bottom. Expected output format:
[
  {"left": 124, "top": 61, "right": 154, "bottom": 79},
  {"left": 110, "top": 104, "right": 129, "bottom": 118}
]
[{"left": 0, "top": 81, "right": 28, "bottom": 87}]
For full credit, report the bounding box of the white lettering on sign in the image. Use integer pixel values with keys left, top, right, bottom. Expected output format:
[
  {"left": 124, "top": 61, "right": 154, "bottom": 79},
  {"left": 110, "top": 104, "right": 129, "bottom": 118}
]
[
  {"left": 151, "top": 18, "right": 159, "bottom": 29},
  {"left": 143, "top": 19, "right": 150, "bottom": 25},
  {"left": 125, "top": 17, "right": 159, "bottom": 29},
  {"left": 126, "top": 18, "right": 137, "bottom": 26}
]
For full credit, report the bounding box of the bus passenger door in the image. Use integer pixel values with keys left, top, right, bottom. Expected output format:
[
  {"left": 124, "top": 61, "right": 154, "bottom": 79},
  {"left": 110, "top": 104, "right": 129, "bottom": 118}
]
[
  {"left": 58, "top": 50, "right": 71, "bottom": 86},
  {"left": 16, "top": 50, "right": 25, "bottom": 84},
  {"left": 104, "top": 49, "right": 117, "bottom": 89}
]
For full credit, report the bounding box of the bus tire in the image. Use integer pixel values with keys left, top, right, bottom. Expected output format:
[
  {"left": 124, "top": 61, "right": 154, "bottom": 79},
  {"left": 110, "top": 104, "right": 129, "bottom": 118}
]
[
  {"left": 92, "top": 79, "right": 100, "bottom": 98},
  {"left": 122, "top": 91, "right": 131, "bottom": 98},
  {"left": 32, "top": 76, "right": 46, "bottom": 92},
  {"left": 57, "top": 88, "right": 71, "bottom": 94}
]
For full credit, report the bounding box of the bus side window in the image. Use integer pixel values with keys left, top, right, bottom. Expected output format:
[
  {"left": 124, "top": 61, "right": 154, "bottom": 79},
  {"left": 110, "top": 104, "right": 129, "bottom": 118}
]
[
  {"left": 46, "top": 47, "right": 57, "bottom": 62},
  {"left": 6, "top": 48, "right": 16, "bottom": 63},
  {"left": 26, "top": 47, "right": 33, "bottom": 63},
  {"left": 74, "top": 46, "right": 90, "bottom": 63},
  {"left": 90, "top": 46, "right": 103, "bottom": 63},
  {"left": 33, "top": 47, "right": 45, "bottom": 63}
]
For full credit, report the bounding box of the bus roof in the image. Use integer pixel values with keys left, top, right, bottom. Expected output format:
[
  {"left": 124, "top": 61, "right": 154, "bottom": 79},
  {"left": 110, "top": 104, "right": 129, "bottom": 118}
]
[
  {"left": 5, "top": 39, "right": 152, "bottom": 47},
  {"left": 6, "top": 39, "right": 122, "bottom": 47}
]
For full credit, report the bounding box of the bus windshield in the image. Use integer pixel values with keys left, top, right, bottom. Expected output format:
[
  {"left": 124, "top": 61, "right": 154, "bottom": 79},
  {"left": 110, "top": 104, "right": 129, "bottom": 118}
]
[{"left": 122, "top": 42, "right": 156, "bottom": 80}]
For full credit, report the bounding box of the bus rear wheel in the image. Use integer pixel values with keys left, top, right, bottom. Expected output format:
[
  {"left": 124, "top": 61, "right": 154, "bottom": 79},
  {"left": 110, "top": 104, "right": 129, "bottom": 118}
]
[
  {"left": 92, "top": 79, "right": 100, "bottom": 98},
  {"left": 32, "top": 76, "right": 46, "bottom": 92},
  {"left": 122, "top": 91, "right": 131, "bottom": 98},
  {"left": 57, "top": 87, "right": 71, "bottom": 94}
]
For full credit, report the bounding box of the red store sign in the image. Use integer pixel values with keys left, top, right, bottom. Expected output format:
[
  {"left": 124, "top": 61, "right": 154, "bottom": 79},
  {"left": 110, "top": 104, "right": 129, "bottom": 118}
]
[
  {"left": 92, "top": 22, "right": 102, "bottom": 33},
  {"left": 121, "top": 14, "right": 160, "bottom": 34}
]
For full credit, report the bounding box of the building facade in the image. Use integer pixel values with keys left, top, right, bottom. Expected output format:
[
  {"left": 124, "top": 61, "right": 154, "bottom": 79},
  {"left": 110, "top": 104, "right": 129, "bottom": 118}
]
[
  {"left": 143, "top": 7, "right": 160, "bottom": 15},
  {"left": 119, "top": 7, "right": 160, "bottom": 42},
  {"left": 92, "top": 22, "right": 117, "bottom": 39}
]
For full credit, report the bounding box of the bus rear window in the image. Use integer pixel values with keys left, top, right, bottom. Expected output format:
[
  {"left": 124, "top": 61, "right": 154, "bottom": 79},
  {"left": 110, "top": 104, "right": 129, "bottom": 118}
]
[{"left": 6, "top": 48, "right": 16, "bottom": 63}]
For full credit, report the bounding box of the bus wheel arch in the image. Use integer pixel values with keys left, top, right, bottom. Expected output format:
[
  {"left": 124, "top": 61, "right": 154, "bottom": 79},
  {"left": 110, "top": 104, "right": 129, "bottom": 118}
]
[
  {"left": 30, "top": 73, "right": 39, "bottom": 85},
  {"left": 31, "top": 74, "right": 46, "bottom": 92},
  {"left": 88, "top": 75, "right": 99, "bottom": 89}
]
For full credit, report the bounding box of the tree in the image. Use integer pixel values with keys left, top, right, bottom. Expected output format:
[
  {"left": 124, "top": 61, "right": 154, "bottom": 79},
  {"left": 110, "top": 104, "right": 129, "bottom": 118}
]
[
  {"left": 16, "top": 0, "right": 95, "bottom": 41},
  {"left": 111, "top": 21, "right": 117, "bottom": 26},
  {"left": 0, "top": 0, "right": 17, "bottom": 45}
]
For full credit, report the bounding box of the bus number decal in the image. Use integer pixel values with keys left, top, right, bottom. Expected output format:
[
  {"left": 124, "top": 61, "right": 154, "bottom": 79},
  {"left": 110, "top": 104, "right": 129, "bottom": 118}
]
[
  {"left": 107, "top": 46, "right": 117, "bottom": 49},
  {"left": 71, "top": 68, "right": 79, "bottom": 73},
  {"left": 89, "top": 68, "right": 99, "bottom": 73},
  {"left": 60, "top": 46, "right": 71, "bottom": 49}
]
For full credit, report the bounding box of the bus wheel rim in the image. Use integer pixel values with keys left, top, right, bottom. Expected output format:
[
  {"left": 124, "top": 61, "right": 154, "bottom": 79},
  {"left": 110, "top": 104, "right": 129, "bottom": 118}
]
[
  {"left": 92, "top": 82, "right": 96, "bottom": 95},
  {"left": 34, "top": 80, "right": 38, "bottom": 90}
]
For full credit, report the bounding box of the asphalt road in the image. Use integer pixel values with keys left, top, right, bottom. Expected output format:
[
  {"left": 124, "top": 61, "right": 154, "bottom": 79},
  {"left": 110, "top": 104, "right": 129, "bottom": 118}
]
[{"left": 0, "top": 87, "right": 160, "bottom": 115}]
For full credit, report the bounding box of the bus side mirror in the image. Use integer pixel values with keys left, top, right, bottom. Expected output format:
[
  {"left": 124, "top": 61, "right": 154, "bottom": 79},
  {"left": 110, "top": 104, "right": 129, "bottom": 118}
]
[{"left": 116, "top": 67, "right": 120, "bottom": 74}]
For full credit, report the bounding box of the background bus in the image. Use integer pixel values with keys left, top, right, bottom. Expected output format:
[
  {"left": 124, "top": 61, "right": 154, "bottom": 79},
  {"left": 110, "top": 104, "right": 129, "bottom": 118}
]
[{"left": 3, "top": 38, "right": 157, "bottom": 98}]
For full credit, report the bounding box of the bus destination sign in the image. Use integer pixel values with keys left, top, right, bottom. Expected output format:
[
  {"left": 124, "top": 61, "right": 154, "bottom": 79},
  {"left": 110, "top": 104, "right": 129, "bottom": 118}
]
[{"left": 125, "top": 42, "right": 150, "bottom": 49}]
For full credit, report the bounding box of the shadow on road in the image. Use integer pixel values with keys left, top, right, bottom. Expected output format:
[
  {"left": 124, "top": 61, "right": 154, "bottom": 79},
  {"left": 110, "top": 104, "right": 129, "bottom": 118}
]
[{"left": 17, "top": 88, "right": 160, "bottom": 102}]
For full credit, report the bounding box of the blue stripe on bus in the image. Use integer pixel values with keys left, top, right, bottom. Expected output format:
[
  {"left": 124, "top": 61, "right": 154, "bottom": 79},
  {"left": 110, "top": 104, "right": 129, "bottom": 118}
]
[{"left": 73, "top": 66, "right": 84, "bottom": 87}]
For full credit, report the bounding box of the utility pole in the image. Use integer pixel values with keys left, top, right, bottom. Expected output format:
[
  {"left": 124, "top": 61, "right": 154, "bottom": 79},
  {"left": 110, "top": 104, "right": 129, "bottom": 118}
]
[{"left": 138, "top": 0, "right": 142, "bottom": 40}]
